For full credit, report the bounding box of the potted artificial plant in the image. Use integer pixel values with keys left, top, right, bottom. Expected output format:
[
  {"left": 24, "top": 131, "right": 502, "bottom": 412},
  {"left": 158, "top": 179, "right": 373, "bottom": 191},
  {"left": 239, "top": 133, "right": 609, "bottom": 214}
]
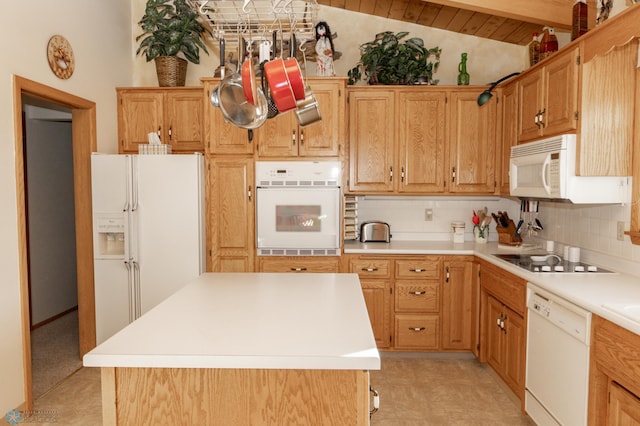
[
  {"left": 136, "top": 0, "right": 210, "bottom": 87},
  {"left": 347, "top": 31, "right": 441, "bottom": 85}
]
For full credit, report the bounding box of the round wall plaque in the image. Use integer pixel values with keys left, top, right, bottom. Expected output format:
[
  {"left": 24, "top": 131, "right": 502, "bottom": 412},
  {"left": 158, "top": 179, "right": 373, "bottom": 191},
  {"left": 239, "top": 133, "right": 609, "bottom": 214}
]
[{"left": 47, "top": 35, "right": 75, "bottom": 79}]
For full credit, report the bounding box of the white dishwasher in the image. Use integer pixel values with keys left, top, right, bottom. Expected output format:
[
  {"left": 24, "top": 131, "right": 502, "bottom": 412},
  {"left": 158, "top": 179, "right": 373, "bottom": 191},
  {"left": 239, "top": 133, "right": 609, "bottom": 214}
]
[{"left": 525, "top": 283, "right": 592, "bottom": 426}]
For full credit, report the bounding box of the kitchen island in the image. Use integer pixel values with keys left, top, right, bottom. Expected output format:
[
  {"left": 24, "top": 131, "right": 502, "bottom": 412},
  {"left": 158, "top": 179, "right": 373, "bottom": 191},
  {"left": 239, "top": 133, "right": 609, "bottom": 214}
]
[{"left": 83, "top": 272, "right": 380, "bottom": 425}]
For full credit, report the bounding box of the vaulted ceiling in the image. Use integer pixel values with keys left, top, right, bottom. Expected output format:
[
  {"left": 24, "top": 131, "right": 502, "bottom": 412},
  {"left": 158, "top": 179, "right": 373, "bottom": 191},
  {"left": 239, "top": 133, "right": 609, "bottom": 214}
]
[{"left": 317, "top": 0, "right": 598, "bottom": 45}]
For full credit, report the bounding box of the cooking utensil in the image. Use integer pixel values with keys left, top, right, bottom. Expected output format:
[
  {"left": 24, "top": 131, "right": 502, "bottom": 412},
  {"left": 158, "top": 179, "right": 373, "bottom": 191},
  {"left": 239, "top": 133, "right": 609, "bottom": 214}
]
[
  {"left": 218, "top": 36, "right": 268, "bottom": 129},
  {"left": 293, "top": 43, "right": 322, "bottom": 127},
  {"left": 210, "top": 38, "right": 225, "bottom": 107},
  {"left": 285, "top": 33, "right": 305, "bottom": 101},
  {"left": 242, "top": 36, "right": 258, "bottom": 105},
  {"left": 264, "top": 31, "right": 296, "bottom": 113}
]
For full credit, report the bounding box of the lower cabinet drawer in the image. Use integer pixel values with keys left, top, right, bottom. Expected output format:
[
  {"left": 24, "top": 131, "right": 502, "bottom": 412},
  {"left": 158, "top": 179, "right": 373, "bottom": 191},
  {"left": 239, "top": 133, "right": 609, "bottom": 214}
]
[
  {"left": 395, "top": 280, "right": 439, "bottom": 312},
  {"left": 394, "top": 314, "right": 439, "bottom": 349}
]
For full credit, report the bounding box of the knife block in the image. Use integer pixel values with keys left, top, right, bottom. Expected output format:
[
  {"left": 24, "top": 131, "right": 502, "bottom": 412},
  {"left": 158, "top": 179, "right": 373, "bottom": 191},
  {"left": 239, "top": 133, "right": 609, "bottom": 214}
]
[{"left": 496, "top": 219, "right": 523, "bottom": 246}]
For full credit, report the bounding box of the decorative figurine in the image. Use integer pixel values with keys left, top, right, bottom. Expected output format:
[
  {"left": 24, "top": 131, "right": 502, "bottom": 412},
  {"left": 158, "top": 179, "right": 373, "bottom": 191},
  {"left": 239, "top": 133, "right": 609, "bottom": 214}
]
[
  {"left": 315, "top": 21, "right": 335, "bottom": 77},
  {"left": 457, "top": 53, "right": 470, "bottom": 85}
]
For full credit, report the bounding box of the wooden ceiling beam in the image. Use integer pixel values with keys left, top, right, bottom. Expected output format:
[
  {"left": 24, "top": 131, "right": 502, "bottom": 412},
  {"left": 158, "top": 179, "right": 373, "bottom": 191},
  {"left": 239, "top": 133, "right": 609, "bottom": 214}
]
[{"left": 422, "top": 0, "right": 573, "bottom": 30}]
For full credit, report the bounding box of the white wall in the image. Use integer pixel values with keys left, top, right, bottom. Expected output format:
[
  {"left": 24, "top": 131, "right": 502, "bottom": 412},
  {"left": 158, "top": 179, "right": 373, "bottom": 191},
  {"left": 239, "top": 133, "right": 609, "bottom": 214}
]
[
  {"left": 0, "top": 0, "right": 132, "bottom": 412},
  {"left": 131, "top": 3, "right": 529, "bottom": 86}
]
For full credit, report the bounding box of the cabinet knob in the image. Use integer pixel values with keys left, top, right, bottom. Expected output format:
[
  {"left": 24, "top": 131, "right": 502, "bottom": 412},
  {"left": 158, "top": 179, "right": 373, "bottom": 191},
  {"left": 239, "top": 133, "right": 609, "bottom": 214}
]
[
  {"left": 409, "top": 291, "right": 425, "bottom": 295},
  {"left": 292, "top": 130, "right": 296, "bottom": 145},
  {"left": 409, "top": 327, "right": 426, "bottom": 332},
  {"left": 290, "top": 267, "right": 308, "bottom": 272},
  {"left": 409, "top": 268, "right": 425, "bottom": 273},
  {"left": 362, "top": 267, "right": 378, "bottom": 272}
]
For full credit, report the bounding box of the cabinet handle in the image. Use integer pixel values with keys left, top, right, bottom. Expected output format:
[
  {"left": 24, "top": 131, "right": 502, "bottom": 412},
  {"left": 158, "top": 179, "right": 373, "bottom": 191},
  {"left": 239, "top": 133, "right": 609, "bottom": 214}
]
[
  {"left": 539, "top": 108, "right": 546, "bottom": 128},
  {"left": 409, "top": 327, "right": 426, "bottom": 332},
  {"left": 451, "top": 167, "right": 456, "bottom": 183},
  {"left": 496, "top": 317, "right": 502, "bottom": 328},
  {"left": 369, "top": 386, "right": 380, "bottom": 416},
  {"left": 534, "top": 111, "right": 540, "bottom": 128},
  {"left": 401, "top": 166, "right": 405, "bottom": 182},
  {"left": 445, "top": 266, "right": 450, "bottom": 283},
  {"left": 409, "top": 291, "right": 425, "bottom": 295},
  {"left": 248, "top": 185, "right": 252, "bottom": 201},
  {"left": 290, "top": 267, "right": 308, "bottom": 272},
  {"left": 409, "top": 268, "right": 425, "bottom": 273},
  {"left": 292, "top": 130, "right": 296, "bottom": 145},
  {"left": 389, "top": 166, "right": 393, "bottom": 182},
  {"left": 168, "top": 125, "right": 172, "bottom": 140},
  {"left": 362, "top": 267, "right": 378, "bottom": 272},
  {"left": 299, "top": 129, "right": 304, "bottom": 145},
  {"left": 157, "top": 126, "right": 161, "bottom": 140}
]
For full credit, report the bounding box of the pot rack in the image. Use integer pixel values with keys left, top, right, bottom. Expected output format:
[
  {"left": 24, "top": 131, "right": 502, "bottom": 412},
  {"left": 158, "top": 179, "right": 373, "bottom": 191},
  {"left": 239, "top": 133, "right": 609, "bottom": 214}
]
[{"left": 187, "top": 0, "right": 318, "bottom": 43}]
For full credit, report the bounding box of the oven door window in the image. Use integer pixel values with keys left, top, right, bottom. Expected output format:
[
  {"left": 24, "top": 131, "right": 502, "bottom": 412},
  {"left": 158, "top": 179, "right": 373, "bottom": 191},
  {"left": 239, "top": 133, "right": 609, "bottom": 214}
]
[
  {"left": 276, "top": 205, "right": 322, "bottom": 232},
  {"left": 256, "top": 187, "right": 340, "bottom": 249}
]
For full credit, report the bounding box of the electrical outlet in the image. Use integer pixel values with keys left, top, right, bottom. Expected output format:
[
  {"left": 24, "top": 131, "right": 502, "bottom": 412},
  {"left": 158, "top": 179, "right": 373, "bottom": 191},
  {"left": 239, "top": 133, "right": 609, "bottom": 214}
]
[
  {"left": 617, "top": 221, "right": 625, "bottom": 241},
  {"left": 424, "top": 209, "right": 433, "bottom": 221}
]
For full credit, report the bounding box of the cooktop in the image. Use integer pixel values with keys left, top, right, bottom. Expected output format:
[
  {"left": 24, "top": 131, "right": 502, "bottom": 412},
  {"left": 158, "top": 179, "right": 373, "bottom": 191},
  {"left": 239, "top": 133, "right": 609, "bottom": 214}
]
[{"left": 493, "top": 253, "right": 614, "bottom": 273}]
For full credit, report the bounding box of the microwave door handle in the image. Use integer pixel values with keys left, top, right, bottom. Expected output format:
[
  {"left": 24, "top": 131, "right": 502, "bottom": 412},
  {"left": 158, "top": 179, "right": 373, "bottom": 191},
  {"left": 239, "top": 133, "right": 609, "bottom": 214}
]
[{"left": 541, "top": 156, "right": 552, "bottom": 195}]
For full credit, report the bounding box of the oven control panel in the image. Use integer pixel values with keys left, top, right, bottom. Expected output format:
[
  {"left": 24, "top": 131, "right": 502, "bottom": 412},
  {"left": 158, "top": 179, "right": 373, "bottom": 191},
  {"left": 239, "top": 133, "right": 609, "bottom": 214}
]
[{"left": 256, "top": 161, "right": 341, "bottom": 187}]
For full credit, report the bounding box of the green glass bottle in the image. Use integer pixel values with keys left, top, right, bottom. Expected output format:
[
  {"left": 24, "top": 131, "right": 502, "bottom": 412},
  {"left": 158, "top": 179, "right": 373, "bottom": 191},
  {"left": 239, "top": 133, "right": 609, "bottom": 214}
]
[{"left": 458, "top": 53, "right": 470, "bottom": 86}]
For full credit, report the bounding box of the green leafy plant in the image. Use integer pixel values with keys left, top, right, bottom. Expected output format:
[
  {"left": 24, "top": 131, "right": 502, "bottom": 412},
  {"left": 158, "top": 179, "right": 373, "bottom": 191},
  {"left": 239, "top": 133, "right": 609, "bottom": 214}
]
[
  {"left": 136, "top": 0, "right": 210, "bottom": 64},
  {"left": 347, "top": 31, "right": 441, "bottom": 85}
]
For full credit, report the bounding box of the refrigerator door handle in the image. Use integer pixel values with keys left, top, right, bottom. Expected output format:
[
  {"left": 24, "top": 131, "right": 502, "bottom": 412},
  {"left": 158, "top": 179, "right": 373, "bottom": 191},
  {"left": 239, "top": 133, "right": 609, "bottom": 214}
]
[
  {"left": 132, "top": 260, "right": 141, "bottom": 319},
  {"left": 124, "top": 260, "right": 134, "bottom": 323},
  {"left": 131, "top": 156, "right": 139, "bottom": 212}
]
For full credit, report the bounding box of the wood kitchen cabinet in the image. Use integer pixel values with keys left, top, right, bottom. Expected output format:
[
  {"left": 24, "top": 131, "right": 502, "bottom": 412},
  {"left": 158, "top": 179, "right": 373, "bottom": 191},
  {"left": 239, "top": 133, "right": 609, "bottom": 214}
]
[
  {"left": 348, "top": 88, "right": 447, "bottom": 193},
  {"left": 517, "top": 46, "right": 579, "bottom": 143},
  {"left": 448, "top": 89, "right": 498, "bottom": 194},
  {"left": 497, "top": 82, "right": 518, "bottom": 195},
  {"left": 345, "top": 255, "right": 392, "bottom": 349},
  {"left": 478, "top": 259, "right": 526, "bottom": 404},
  {"left": 393, "top": 256, "right": 442, "bottom": 350},
  {"left": 348, "top": 86, "right": 496, "bottom": 194},
  {"left": 257, "top": 78, "right": 345, "bottom": 158},
  {"left": 441, "top": 257, "right": 478, "bottom": 353},
  {"left": 206, "top": 157, "right": 254, "bottom": 272},
  {"left": 589, "top": 314, "right": 640, "bottom": 425},
  {"left": 256, "top": 256, "right": 339, "bottom": 272},
  {"left": 117, "top": 87, "right": 204, "bottom": 154},
  {"left": 202, "top": 78, "right": 255, "bottom": 155}
]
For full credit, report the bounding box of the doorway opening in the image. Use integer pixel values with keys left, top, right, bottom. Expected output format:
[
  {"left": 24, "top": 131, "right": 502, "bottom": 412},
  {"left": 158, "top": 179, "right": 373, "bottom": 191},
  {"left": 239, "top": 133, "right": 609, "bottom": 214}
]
[{"left": 13, "top": 75, "right": 97, "bottom": 409}]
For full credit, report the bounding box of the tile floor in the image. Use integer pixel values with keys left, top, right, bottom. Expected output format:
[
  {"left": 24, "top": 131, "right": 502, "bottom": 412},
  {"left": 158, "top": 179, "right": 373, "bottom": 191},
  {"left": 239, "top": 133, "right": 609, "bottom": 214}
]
[{"left": 19, "top": 353, "right": 532, "bottom": 425}]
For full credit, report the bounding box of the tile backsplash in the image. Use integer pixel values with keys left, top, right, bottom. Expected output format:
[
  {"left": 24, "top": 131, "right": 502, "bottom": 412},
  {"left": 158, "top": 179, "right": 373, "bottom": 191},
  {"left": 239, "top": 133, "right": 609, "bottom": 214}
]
[
  {"left": 356, "top": 196, "right": 521, "bottom": 242},
  {"left": 356, "top": 196, "right": 640, "bottom": 266}
]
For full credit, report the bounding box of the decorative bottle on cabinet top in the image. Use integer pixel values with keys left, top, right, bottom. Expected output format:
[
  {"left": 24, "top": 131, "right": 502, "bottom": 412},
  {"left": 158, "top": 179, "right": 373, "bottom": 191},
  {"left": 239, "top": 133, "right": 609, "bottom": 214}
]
[
  {"left": 457, "top": 53, "right": 470, "bottom": 86},
  {"left": 539, "top": 27, "right": 558, "bottom": 60},
  {"left": 529, "top": 32, "right": 540, "bottom": 66},
  {"left": 572, "top": 0, "right": 588, "bottom": 40}
]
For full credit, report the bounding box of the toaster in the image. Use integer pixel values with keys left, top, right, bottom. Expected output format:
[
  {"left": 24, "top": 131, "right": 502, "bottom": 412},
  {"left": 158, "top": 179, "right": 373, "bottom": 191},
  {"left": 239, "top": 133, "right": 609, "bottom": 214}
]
[{"left": 360, "top": 221, "right": 391, "bottom": 243}]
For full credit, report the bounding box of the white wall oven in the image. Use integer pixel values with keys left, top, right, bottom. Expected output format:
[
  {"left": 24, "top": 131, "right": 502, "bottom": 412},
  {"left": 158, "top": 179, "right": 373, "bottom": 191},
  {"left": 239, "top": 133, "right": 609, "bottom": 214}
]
[{"left": 256, "top": 161, "right": 341, "bottom": 256}]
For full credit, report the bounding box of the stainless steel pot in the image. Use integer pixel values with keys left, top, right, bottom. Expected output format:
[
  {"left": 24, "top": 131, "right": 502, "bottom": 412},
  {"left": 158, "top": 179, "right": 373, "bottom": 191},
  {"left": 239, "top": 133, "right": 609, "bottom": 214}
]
[{"left": 215, "top": 37, "right": 268, "bottom": 129}]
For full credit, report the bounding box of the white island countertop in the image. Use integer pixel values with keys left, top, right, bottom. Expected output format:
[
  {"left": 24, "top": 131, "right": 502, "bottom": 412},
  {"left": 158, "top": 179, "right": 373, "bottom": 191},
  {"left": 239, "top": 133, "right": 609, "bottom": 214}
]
[{"left": 83, "top": 273, "right": 380, "bottom": 371}]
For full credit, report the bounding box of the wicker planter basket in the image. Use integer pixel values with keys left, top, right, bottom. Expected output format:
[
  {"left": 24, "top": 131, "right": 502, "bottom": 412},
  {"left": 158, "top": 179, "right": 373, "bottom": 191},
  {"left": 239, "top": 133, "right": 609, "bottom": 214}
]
[{"left": 154, "top": 56, "right": 187, "bottom": 87}]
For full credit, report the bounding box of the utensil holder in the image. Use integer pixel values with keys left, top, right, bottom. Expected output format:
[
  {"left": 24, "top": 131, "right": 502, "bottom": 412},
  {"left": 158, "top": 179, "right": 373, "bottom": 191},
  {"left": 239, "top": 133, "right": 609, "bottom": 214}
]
[{"left": 496, "top": 219, "right": 523, "bottom": 246}]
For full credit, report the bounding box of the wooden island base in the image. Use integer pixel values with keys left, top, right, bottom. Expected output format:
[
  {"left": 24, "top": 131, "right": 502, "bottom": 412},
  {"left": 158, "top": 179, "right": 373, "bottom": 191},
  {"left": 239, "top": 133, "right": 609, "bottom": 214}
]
[{"left": 100, "top": 367, "right": 370, "bottom": 425}]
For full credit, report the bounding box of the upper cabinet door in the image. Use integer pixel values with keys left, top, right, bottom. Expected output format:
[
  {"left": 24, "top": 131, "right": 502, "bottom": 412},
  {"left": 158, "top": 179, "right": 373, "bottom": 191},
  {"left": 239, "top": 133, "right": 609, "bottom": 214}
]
[
  {"left": 203, "top": 79, "right": 255, "bottom": 155},
  {"left": 117, "top": 90, "right": 164, "bottom": 153},
  {"left": 517, "top": 71, "right": 544, "bottom": 142},
  {"left": 164, "top": 89, "right": 204, "bottom": 152},
  {"left": 348, "top": 89, "right": 396, "bottom": 192},
  {"left": 397, "top": 90, "right": 447, "bottom": 193},
  {"left": 257, "top": 78, "right": 345, "bottom": 158},
  {"left": 448, "top": 90, "right": 497, "bottom": 194},
  {"left": 499, "top": 82, "right": 518, "bottom": 195},
  {"left": 298, "top": 80, "right": 343, "bottom": 157},
  {"left": 543, "top": 47, "right": 579, "bottom": 136}
]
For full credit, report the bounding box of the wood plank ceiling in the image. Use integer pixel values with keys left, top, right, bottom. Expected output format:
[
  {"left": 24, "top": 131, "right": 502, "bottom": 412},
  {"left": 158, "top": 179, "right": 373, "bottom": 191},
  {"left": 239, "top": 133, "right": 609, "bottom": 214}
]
[{"left": 317, "top": 0, "right": 586, "bottom": 45}]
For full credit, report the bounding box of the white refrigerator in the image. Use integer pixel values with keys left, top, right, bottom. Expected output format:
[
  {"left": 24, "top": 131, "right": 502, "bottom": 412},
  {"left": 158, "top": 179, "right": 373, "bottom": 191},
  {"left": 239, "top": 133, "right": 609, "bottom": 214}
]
[{"left": 91, "top": 153, "right": 205, "bottom": 344}]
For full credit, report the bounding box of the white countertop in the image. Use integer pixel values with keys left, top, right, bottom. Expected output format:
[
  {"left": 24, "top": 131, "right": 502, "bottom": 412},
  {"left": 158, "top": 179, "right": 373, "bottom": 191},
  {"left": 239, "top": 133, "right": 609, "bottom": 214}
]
[
  {"left": 345, "top": 240, "right": 640, "bottom": 336},
  {"left": 83, "top": 273, "right": 380, "bottom": 370}
]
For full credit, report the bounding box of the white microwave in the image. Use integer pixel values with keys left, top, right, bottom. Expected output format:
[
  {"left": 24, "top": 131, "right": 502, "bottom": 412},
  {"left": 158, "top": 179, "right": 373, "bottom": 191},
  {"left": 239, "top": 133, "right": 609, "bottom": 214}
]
[{"left": 509, "top": 134, "right": 631, "bottom": 204}]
